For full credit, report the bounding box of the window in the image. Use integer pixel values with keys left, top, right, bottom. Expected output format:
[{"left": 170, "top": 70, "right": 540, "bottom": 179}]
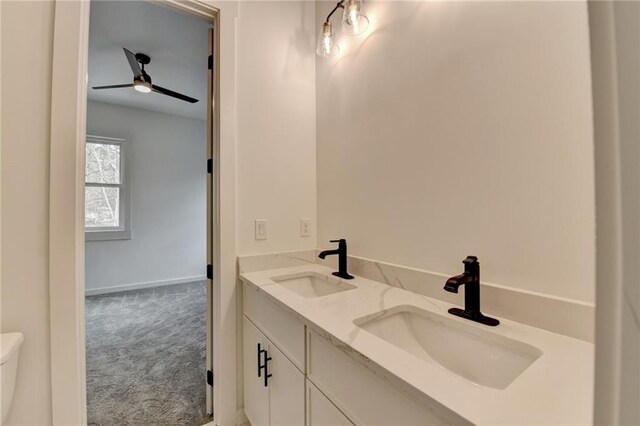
[{"left": 85, "top": 135, "right": 131, "bottom": 240}]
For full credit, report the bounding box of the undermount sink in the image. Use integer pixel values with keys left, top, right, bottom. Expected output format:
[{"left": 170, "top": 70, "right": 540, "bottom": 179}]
[
  {"left": 270, "top": 272, "right": 356, "bottom": 298},
  {"left": 354, "top": 305, "right": 542, "bottom": 389}
]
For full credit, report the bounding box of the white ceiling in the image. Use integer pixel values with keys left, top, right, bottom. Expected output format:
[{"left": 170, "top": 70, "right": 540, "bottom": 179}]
[{"left": 88, "top": 1, "right": 211, "bottom": 120}]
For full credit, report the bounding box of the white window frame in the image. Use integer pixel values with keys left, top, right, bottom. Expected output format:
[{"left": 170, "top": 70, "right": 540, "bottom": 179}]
[{"left": 84, "top": 135, "right": 132, "bottom": 241}]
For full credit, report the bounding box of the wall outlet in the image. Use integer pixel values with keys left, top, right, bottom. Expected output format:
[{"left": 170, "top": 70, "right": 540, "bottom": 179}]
[
  {"left": 300, "top": 218, "right": 312, "bottom": 237},
  {"left": 255, "top": 219, "right": 268, "bottom": 240}
]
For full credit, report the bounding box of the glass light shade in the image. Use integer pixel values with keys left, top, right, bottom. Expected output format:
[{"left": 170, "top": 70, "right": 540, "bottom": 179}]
[
  {"left": 134, "top": 82, "right": 152, "bottom": 93},
  {"left": 316, "top": 22, "right": 340, "bottom": 58},
  {"left": 341, "top": 0, "right": 369, "bottom": 35}
]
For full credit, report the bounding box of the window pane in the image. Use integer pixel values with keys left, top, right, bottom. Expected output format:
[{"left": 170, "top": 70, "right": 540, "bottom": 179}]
[
  {"left": 85, "top": 186, "right": 120, "bottom": 227},
  {"left": 86, "top": 142, "right": 121, "bottom": 184}
]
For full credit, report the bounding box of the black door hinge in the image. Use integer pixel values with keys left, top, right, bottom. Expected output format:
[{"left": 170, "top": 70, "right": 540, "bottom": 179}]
[
  {"left": 207, "top": 158, "right": 213, "bottom": 174},
  {"left": 207, "top": 264, "right": 213, "bottom": 280},
  {"left": 207, "top": 370, "right": 214, "bottom": 386},
  {"left": 208, "top": 54, "right": 214, "bottom": 70}
]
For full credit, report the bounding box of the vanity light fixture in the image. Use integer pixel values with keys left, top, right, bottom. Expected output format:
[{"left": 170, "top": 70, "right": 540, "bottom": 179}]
[
  {"left": 317, "top": 21, "right": 340, "bottom": 58},
  {"left": 341, "top": 0, "right": 369, "bottom": 35},
  {"left": 316, "top": 0, "right": 369, "bottom": 58}
]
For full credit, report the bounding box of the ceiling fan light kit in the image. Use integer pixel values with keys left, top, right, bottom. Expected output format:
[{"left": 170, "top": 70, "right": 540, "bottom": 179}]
[
  {"left": 134, "top": 81, "right": 152, "bottom": 93},
  {"left": 92, "top": 47, "right": 199, "bottom": 103}
]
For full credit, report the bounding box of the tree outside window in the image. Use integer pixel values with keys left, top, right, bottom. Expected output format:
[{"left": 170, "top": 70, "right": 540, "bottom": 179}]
[{"left": 85, "top": 136, "right": 131, "bottom": 240}]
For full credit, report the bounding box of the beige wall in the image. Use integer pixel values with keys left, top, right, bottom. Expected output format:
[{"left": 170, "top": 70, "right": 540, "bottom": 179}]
[
  {"left": 1, "top": 1, "right": 55, "bottom": 424},
  {"left": 237, "top": 1, "right": 317, "bottom": 256},
  {"left": 316, "top": 0, "right": 595, "bottom": 303}
]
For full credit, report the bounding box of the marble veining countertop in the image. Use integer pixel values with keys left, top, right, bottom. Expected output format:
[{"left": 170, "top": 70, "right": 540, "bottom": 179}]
[{"left": 240, "top": 264, "right": 594, "bottom": 425}]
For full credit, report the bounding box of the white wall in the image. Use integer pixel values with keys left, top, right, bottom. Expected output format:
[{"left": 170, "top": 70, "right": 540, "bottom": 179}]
[
  {"left": 237, "top": 1, "right": 317, "bottom": 256},
  {"left": 85, "top": 101, "right": 207, "bottom": 293},
  {"left": 316, "top": 1, "right": 595, "bottom": 304},
  {"left": 1, "top": 1, "right": 54, "bottom": 424},
  {"left": 235, "top": 2, "right": 317, "bottom": 419}
]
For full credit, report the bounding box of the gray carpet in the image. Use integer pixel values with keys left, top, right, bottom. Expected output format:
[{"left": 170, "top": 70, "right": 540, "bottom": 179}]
[{"left": 85, "top": 282, "right": 210, "bottom": 426}]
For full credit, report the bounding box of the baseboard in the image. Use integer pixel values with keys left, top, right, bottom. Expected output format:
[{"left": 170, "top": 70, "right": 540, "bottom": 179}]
[{"left": 85, "top": 275, "right": 207, "bottom": 296}]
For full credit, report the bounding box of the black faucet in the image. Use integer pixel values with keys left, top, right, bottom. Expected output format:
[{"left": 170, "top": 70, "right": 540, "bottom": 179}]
[
  {"left": 444, "top": 256, "right": 499, "bottom": 326},
  {"left": 318, "top": 239, "right": 354, "bottom": 280}
]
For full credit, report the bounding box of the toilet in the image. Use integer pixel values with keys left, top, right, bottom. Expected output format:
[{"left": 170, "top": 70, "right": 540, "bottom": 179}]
[{"left": 1, "top": 332, "right": 24, "bottom": 423}]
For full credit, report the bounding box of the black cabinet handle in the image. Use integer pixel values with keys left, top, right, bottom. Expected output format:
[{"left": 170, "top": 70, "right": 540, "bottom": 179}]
[
  {"left": 257, "top": 342, "right": 273, "bottom": 387},
  {"left": 264, "top": 352, "right": 272, "bottom": 387},
  {"left": 257, "top": 343, "right": 267, "bottom": 377}
]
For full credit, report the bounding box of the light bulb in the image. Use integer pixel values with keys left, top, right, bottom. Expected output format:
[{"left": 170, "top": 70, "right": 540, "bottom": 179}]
[
  {"left": 341, "top": 0, "right": 369, "bottom": 35},
  {"left": 316, "top": 21, "right": 340, "bottom": 58},
  {"left": 134, "top": 81, "right": 152, "bottom": 93}
]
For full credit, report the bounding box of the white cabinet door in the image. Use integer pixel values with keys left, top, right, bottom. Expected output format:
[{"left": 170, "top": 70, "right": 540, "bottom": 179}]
[
  {"left": 244, "top": 317, "right": 270, "bottom": 426},
  {"left": 306, "top": 380, "right": 354, "bottom": 426},
  {"left": 268, "top": 342, "right": 305, "bottom": 426}
]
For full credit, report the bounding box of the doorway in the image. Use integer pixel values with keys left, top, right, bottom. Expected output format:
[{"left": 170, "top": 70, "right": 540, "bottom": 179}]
[{"left": 83, "top": 2, "right": 215, "bottom": 424}]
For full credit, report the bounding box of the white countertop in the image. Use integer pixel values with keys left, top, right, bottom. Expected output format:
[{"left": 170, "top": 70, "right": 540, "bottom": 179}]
[{"left": 240, "top": 264, "right": 594, "bottom": 425}]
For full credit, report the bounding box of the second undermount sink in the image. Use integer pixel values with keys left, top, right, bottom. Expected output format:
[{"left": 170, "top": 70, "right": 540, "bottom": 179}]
[
  {"left": 354, "top": 305, "right": 542, "bottom": 390},
  {"left": 270, "top": 271, "right": 356, "bottom": 298}
]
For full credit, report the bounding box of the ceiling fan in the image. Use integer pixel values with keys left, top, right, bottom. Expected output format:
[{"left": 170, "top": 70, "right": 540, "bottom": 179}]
[{"left": 92, "top": 48, "right": 198, "bottom": 104}]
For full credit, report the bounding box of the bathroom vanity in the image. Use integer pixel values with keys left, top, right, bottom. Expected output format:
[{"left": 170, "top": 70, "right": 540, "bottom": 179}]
[{"left": 240, "top": 265, "right": 593, "bottom": 425}]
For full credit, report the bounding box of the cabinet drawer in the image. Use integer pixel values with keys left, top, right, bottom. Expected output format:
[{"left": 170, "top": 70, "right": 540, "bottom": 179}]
[
  {"left": 307, "top": 379, "right": 354, "bottom": 426},
  {"left": 244, "top": 282, "right": 305, "bottom": 371},
  {"left": 307, "top": 329, "right": 457, "bottom": 425}
]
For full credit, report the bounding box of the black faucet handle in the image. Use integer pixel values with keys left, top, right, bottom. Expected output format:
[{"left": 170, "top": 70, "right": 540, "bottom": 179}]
[
  {"left": 330, "top": 239, "right": 346, "bottom": 244},
  {"left": 463, "top": 256, "right": 479, "bottom": 274},
  {"left": 463, "top": 256, "right": 478, "bottom": 264}
]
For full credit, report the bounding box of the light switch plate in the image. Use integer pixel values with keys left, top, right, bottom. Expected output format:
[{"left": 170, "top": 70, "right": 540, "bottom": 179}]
[
  {"left": 300, "top": 218, "right": 312, "bottom": 237},
  {"left": 255, "top": 219, "right": 268, "bottom": 240}
]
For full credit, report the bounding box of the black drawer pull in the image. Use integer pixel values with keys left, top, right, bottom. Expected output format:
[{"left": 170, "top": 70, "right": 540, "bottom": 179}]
[
  {"left": 264, "top": 353, "right": 272, "bottom": 387},
  {"left": 257, "top": 343, "right": 267, "bottom": 377}
]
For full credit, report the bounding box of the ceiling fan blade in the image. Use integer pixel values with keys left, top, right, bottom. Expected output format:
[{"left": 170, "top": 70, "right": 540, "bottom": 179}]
[
  {"left": 123, "top": 48, "right": 143, "bottom": 78},
  {"left": 92, "top": 83, "right": 135, "bottom": 90},
  {"left": 151, "top": 84, "right": 199, "bottom": 103}
]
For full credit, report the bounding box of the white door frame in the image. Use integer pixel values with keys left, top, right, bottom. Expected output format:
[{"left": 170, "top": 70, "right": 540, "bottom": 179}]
[
  {"left": 588, "top": 3, "right": 623, "bottom": 423},
  {"left": 49, "top": 1, "right": 239, "bottom": 425},
  {"left": 588, "top": 2, "right": 640, "bottom": 424}
]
